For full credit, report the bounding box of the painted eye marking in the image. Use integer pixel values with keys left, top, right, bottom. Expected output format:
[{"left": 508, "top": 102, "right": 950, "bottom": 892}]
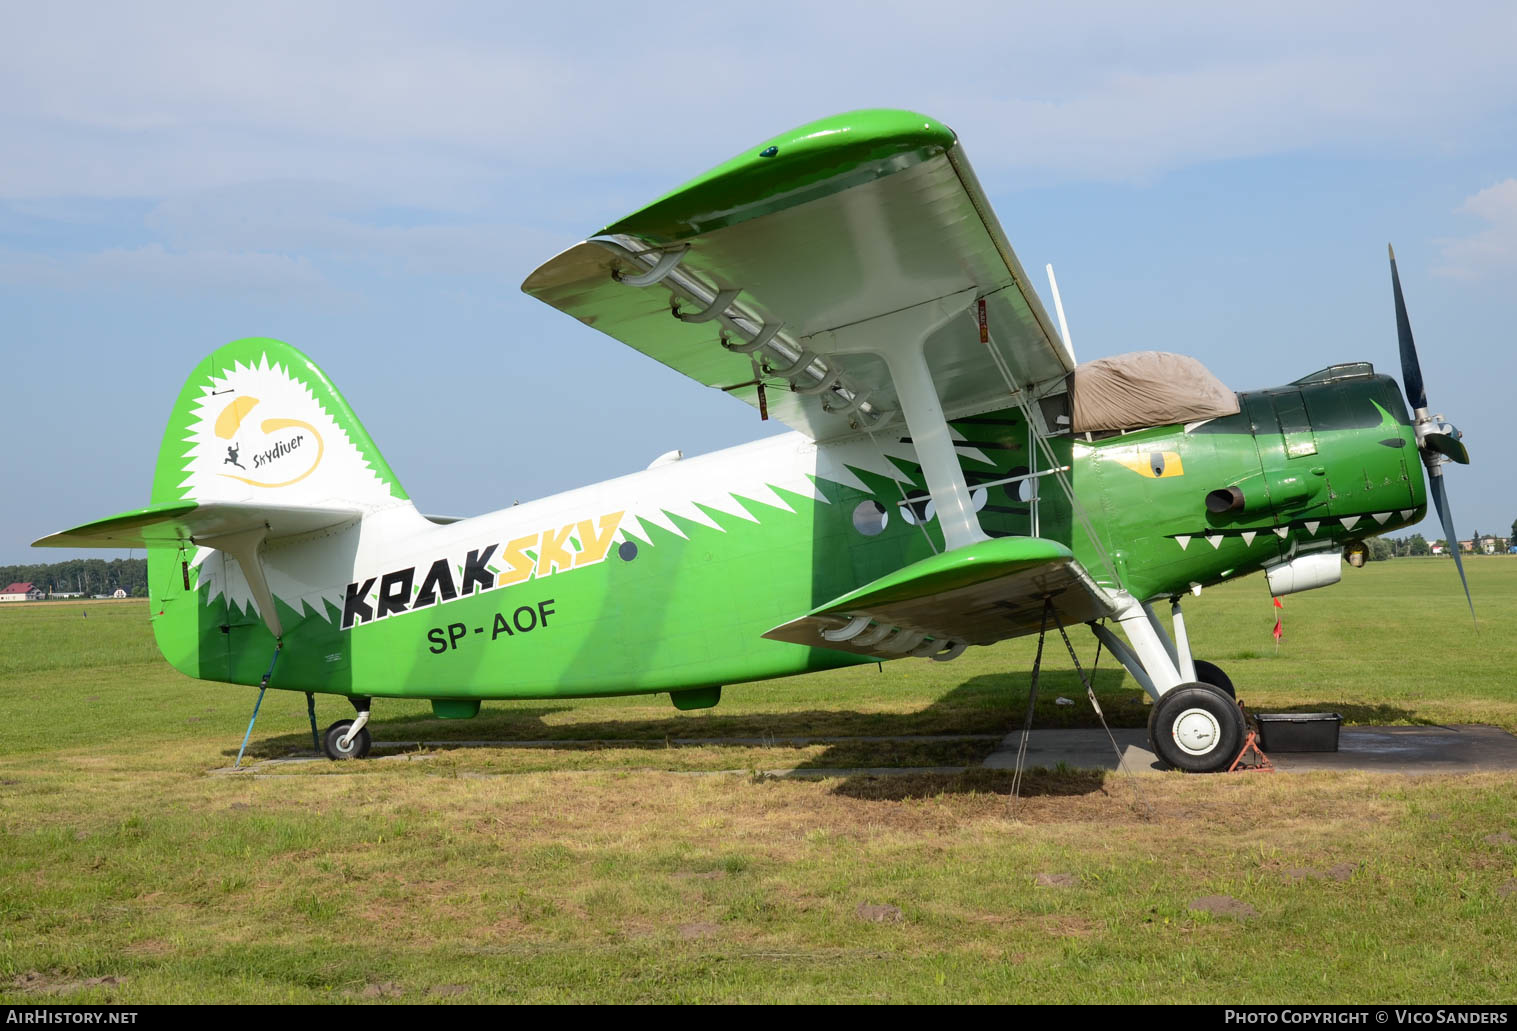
[
  {"left": 1150, "top": 452, "right": 1166, "bottom": 477},
  {"left": 1377, "top": 437, "right": 1406, "bottom": 449},
  {"left": 618, "top": 540, "right": 638, "bottom": 562}
]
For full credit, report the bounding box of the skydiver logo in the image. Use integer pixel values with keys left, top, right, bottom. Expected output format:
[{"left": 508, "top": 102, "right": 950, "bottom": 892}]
[
  {"left": 213, "top": 395, "right": 324, "bottom": 489},
  {"left": 340, "top": 512, "right": 624, "bottom": 631},
  {"left": 252, "top": 434, "right": 305, "bottom": 469}
]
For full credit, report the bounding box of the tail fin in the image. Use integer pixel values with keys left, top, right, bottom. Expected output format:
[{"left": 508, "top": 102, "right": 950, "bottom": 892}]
[
  {"left": 151, "top": 337, "right": 407, "bottom": 509},
  {"left": 35, "top": 338, "right": 406, "bottom": 686}
]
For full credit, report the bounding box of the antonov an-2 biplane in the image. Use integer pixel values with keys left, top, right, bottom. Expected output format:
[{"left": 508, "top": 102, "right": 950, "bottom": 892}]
[{"left": 36, "top": 110, "right": 1473, "bottom": 772}]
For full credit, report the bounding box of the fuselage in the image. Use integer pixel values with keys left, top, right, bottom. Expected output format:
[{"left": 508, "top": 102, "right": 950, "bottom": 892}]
[{"left": 149, "top": 362, "right": 1423, "bottom": 704}]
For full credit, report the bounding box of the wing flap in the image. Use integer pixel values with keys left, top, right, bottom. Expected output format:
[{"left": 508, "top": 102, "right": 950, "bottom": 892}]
[
  {"left": 33, "top": 500, "right": 362, "bottom": 549},
  {"left": 763, "top": 537, "right": 1115, "bottom": 659}
]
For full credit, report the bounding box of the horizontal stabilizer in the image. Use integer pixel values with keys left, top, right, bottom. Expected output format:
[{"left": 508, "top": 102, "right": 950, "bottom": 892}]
[
  {"left": 764, "top": 537, "right": 1114, "bottom": 660},
  {"left": 33, "top": 499, "right": 362, "bottom": 549}
]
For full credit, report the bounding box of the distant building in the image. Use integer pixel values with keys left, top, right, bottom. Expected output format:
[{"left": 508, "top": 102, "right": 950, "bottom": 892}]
[
  {"left": 0, "top": 582, "right": 45, "bottom": 602},
  {"left": 111, "top": 588, "right": 127, "bottom": 599}
]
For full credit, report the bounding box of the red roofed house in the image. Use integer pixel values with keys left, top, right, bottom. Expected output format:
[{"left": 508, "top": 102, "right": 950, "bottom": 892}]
[{"left": 1, "top": 582, "right": 45, "bottom": 602}]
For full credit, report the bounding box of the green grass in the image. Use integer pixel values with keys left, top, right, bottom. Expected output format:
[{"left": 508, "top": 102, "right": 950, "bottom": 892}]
[{"left": 1, "top": 559, "right": 1514, "bottom": 1002}]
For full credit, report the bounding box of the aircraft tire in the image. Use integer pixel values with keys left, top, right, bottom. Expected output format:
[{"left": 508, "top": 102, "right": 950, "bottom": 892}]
[
  {"left": 1193, "top": 660, "right": 1236, "bottom": 699},
  {"left": 323, "top": 720, "right": 373, "bottom": 760},
  {"left": 1149, "top": 683, "right": 1245, "bottom": 773}
]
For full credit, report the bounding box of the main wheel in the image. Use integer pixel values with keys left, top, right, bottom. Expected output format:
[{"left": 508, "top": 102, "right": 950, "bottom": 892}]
[
  {"left": 323, "top": 719, "right": 372, "bottom": 760},
  {"left": 1149, "top": 682, "right": 1245, "bottom": 773},
  {"left": 1193, "top": 660, "right": 1235, "bottom": 698}
]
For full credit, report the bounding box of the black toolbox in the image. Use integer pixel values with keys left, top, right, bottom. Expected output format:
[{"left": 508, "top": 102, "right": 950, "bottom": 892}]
[{"left": 1255, "top": 713, "right": 1342, "bottom": 752}]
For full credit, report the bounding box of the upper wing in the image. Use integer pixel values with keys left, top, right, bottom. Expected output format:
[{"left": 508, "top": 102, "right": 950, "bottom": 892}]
[
  {"left": 762, "top": 537, "right": 1115, "bottom": 660},
  {"left": 522, "top": 110, "right": 1074, "bottom": 442}
]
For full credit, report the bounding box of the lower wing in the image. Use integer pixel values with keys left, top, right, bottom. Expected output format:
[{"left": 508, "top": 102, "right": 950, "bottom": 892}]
[{"left": 763, "top": 537, "right": 1115, "bottom": 661}]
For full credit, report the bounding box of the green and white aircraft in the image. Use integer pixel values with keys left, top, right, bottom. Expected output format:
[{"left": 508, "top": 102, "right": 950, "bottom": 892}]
[{"left": 36, "top": 110, "right": 1473, "bottom": 772}]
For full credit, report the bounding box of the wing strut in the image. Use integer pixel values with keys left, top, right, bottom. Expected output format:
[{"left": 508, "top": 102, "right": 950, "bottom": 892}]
[
  {"left": 811, "top": 287, "right": 987, "bottom": 551},
  {"left": 197, "top": 526, "right": 283, "bottom": 640}
]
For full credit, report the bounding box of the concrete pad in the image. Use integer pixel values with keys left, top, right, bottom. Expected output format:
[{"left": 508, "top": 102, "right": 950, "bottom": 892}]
[{"left": 983, "top": 724, "right": 1517, "bottom": 774}]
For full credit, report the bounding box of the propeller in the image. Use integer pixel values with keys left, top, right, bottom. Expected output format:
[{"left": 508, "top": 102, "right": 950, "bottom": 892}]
[{"left": 1388, "top": 245, "right": 1475, "bottom": 623}]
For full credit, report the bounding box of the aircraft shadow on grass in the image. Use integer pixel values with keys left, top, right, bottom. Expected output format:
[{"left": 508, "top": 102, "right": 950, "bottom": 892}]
[{"left": 223, "top": 670, "right": 1437, "bottom": 799}]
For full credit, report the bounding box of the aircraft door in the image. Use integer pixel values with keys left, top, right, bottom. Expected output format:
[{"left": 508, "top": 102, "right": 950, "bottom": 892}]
[
  {"left": 1271, "top": 390, "right": 1319, "bottom": 460},
  {"left": 1242, "top": 390, "right": 1328, "bottom": 524}
]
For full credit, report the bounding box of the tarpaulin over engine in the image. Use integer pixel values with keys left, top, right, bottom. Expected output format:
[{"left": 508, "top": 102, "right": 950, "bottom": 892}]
[{"left": 1068, "top": 351, "right": 1239, "bottom": 432}]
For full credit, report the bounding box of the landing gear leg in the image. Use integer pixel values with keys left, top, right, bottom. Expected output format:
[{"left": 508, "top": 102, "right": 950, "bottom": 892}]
[
  {"left": 323, "top": 696, "right": 373, "bottom": 760},
  {"left": 1093, "top": 595, "right": 1244, "bottom": 773}
]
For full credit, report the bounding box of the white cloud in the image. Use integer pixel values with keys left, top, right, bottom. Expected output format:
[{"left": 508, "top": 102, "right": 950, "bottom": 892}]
[
  {"left": 140, "top": 184, "right": 568, "bottom": 282},
  {"left": 0, "top": 243, "right": 337, "bottom": 296},
  {"left": 2, "top": 2, "right": 1515, "bottom": 198},
  {"left": 1436, "top": 180, "right": 1517, "bottom": 278}
]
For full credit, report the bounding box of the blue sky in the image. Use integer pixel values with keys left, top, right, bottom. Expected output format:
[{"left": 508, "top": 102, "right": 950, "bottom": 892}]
[{"left": 4, "top": 1, "right": 1515, "bottom": 564}]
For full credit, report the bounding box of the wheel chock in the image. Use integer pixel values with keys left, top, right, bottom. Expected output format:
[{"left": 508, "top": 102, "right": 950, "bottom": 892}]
[{"left": 1228, "top": 729, "right": 1274, "bottom": 773}]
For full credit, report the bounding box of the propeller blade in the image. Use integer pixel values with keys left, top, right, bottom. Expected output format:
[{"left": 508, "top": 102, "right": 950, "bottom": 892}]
[
  {"left": 1424, "top": 431, "right": 1470, "bottom": 465},
  {"left": 1389, "top": 244, "right": 1427, "bottom": 411},
  {"left": 1429, "top": 471, "right": 1477, "bottom": 625}
]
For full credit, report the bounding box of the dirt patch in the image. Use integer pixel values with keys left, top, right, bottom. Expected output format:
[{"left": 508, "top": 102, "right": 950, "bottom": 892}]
[
  {"left": 1498, "top": 880, "right": 1517, "bottom": 899},
  {"left": 123, "top": 939, "right": 172, "bottom": 956},
  {"left": 678, "top": 921, "right": 722, "bottom": 939},
  {"left": 1283, "top": 867, "right": 1325, "bottom": 882},
  {"left": 1190, "top": 895, "right": 1257, "bottom": 919},
  {"left": 1326, "top": 863, "right": 1357, "bottom": 882},
  {"left": 12, "top": 971, "right": 125, "bottom": 994},
  {"left": 1484, "top": 831, "right": 1514, "bottom": 845},
  {"left": 1038, "top": 915, "right": 1097, "bottom": 938},
  {"left": 855, "top": 903, "right": 903, "bottom": 923},
  {"left": 1035, "top": 873, "right": 1077, "bottom": 887},
  {"left": 429, "top": 985, "right": 468, "bottom": 997},
  {"left": 356, "top": 981, "right": 404, "bottom": 998}
]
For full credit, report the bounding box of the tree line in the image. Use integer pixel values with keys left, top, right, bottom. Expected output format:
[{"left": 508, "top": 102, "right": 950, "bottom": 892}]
[
  {"left": 5, "top": 524, "right": 1509, "bottom": 594},
  {"left": 0, "top": 558, "right": 149, "bottom": 597}
]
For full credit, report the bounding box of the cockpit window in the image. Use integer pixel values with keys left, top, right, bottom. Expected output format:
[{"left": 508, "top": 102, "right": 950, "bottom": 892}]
[{"left": 1291, "top": 362, "right": 1375, "bottom": 386}]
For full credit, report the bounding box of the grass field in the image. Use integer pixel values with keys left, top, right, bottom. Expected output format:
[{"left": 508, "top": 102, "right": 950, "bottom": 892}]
[{"left": 1, "top": 559, "right": 1514, "bottom": 1003}]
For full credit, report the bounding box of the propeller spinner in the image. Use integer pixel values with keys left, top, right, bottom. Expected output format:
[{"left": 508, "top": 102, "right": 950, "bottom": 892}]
[{"left": 1388, "top": 245, "right": 1476, "bottom": 622}]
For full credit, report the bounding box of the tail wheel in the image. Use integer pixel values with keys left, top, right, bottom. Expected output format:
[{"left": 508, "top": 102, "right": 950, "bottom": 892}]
[
  {"left": 1193, "top": 660, "right": 1236, "bottom": 699},
  {"left": 323, "top": 719, "right": 373, "bottom": 760},
  {"left": 1149, "top": 682, "right": 1245, "bottom": 773}
]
